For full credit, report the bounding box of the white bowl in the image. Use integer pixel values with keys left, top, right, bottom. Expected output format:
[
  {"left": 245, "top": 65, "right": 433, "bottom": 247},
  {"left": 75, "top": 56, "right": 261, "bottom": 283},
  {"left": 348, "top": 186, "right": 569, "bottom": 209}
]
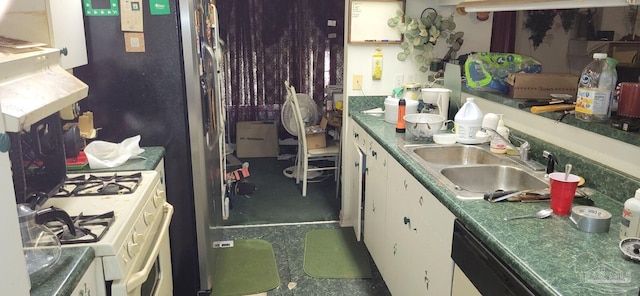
[
  {"left": 432, "top": 133, "right": 458, "bottom": 145},
  {"left": 403, "top": 113, "right": 447, "bottom": 139}
]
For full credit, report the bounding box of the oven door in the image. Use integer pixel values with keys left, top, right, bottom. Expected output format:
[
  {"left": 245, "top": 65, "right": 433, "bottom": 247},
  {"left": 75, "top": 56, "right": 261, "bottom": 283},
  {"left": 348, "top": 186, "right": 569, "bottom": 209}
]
[{"left": 111, "top": 203, "right": 174, "bottom": 296}]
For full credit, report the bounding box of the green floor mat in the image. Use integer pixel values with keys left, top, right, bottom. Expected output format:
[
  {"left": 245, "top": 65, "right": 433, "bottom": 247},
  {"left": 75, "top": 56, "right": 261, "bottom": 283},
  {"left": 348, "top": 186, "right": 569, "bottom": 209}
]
[
  {"left": 303, "top": 228, "right": 372, "bottom": 279},
  {"left": 212, "top": 239, "right": 280, "bottom": 296}
]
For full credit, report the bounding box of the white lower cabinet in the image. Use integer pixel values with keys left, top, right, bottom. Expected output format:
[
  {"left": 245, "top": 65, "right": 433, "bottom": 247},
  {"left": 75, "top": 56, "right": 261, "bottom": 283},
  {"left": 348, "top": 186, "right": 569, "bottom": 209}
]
[
  {"left": 71, "top": 258, "right": 105, "bottom": 296},
  {"left": 344, "top": 118, "right": 456, "bottom": 295},
  {"left": 383, "top": 159, "right": 455, "bottom": 295},
  {"left": 363, "top": 139, "right": 388, "bottom": 275},
  {"left": 452, "top": 264, "right": 482, "bottom": 296}
]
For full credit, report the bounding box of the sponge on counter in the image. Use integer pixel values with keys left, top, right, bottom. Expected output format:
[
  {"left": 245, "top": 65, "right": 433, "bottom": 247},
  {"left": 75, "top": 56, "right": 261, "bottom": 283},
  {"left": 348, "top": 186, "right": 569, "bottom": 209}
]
[{"left": 506, "top": 149, "right": 519, "bottom": 156}]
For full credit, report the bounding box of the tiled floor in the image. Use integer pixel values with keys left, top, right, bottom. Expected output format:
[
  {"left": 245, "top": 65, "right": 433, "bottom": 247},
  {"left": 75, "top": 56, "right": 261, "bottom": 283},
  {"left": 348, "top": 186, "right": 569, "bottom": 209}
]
[
  {"left": 221, "top": 157, "right": 390, "bottom": 295},
  {"left": 221, "top": 222, "right": 391, "bottom": 296}
]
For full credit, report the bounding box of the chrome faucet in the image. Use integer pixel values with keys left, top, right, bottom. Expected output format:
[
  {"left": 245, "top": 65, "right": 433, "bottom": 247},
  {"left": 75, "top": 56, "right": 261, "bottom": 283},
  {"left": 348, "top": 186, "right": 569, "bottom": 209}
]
[{"left": 482, "top": 128, "right": 545, "bottom": 171}]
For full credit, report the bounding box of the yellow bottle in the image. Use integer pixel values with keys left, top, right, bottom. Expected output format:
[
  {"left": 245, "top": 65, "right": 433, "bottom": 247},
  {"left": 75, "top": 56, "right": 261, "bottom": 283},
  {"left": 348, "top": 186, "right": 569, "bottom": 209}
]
[{"left": 372, "top": 47, "right": 383, "bottom": 80}]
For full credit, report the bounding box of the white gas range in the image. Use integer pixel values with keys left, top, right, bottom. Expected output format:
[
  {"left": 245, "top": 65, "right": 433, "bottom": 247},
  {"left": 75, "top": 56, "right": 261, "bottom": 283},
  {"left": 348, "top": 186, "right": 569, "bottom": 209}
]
[{"left": 42, "top": 170, "right": 174, "bottom": 296}]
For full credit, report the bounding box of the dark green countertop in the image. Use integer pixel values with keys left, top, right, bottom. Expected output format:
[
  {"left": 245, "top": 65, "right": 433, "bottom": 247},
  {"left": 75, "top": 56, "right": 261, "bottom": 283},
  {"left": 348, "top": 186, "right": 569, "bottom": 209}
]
[
  {"left": 75, "top": 146, "right": 165, "bottom": 173},
  {"left": 349, "top": 96, "right": 640, "bottom": 296},
  {"left": 30, "top": 246, "right": 94, "bottom": 296}
]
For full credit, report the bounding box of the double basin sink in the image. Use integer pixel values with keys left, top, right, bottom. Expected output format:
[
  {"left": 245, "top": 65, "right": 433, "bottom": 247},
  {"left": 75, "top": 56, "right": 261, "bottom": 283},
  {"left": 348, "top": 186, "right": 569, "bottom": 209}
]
[{"left": 400, "top": 144, "right": 549, "bottom": 200}]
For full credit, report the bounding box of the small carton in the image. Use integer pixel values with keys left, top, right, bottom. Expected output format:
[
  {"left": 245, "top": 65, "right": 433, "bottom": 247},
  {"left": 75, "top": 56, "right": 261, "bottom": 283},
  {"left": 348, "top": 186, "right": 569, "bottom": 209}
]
[
  {"left": 305, "top": 117, "right": 328, "bottom": 151},
  {"left": 507, "top": 73, "right": 579, "bottom": 99},
  {"left": 236, "top": 121, "right": 279, "bottom": 158}
]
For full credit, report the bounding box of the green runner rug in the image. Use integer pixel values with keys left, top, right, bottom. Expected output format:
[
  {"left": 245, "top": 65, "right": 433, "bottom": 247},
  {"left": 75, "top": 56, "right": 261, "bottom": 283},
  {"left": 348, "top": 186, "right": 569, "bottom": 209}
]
[
  {"left": 211, "top": 239, "right": 280, "bottom": 296},
  {"left": 303, "top": 228, "right": 372, "bottom": 278}
]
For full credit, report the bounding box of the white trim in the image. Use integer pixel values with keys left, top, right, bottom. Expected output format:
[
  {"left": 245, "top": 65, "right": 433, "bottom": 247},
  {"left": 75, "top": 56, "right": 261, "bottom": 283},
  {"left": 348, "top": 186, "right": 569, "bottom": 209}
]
[{"left": 212, "top": 220, "right": 340, "bottom": 230}]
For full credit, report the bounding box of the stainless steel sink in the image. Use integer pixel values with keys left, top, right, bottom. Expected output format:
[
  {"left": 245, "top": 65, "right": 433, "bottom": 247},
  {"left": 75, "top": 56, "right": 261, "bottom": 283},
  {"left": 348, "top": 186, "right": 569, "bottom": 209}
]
[
  {"left": 440, "top": 165, "right": 548, "bottom": 195},
  {"left": 399, "top": 144, "right": 548, "bottom": 200},
  {"left": 408, "top": 145, "right": 517, "bottom": 166}
]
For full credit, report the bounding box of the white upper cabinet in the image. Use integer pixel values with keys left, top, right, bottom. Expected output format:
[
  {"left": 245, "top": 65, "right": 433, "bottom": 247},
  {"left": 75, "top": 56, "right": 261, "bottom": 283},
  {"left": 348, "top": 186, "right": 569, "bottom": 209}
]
[{"left": 0, "top": 0, "right": 88, "bottom": 69}]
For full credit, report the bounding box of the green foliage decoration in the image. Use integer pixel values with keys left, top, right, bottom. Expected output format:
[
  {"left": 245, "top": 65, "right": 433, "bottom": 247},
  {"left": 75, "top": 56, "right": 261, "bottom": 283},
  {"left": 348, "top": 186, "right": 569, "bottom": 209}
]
[{"left": 388, "top": 8, "right": 463, "bottom": 73}]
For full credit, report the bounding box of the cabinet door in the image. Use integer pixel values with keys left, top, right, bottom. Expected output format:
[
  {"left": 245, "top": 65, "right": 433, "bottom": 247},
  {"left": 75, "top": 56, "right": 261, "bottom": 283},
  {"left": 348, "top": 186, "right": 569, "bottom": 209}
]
[
  {"left": 0, "top": 0, "right": 88, "bottom": 69},
  {"left": 71, "top": 258, "right": 106, "bottom": 296},
  {"left": 351, "top": 119, "right": 368, "bottom": 150},
  {"left": 349, "top": 143, "right": 364, "bottom": 241},
  {"left": 384, "top": 158, "right": 455, "bottom": 296},
  {"left": 408, "top": 180, "right": 455, "bottom": 296},
  {"left": 383, "top": 159, "right": 418, "bottom": 295},
  {"left": 452, "top": 264, "right": 482, "bottom": 296},
  {"left": 363, "top": 139, "right": 388, "bottom": 273},
  {"left": 47, "top": 0, "right": 88, "bottom": 68},
  {"left": 342, "top": 118, "right": 365, "bottom": 240}
]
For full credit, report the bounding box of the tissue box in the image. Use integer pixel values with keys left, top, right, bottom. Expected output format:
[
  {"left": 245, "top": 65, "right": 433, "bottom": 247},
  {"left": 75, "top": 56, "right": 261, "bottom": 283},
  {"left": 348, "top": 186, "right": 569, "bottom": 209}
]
[
  {"left": 507, "top": 73, "right": 579, "bottom": 99},
  {"left": 305, "top": 117, "right": 328, "bottom": 151},
  {"left": 236, "top": 121, "right": 279, "bottom": 158}
]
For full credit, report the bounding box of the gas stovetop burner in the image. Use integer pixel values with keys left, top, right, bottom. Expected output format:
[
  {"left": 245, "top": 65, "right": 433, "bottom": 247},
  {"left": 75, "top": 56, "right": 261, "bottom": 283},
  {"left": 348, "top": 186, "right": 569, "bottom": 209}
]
[
  {"left": 55, "top": 172, "right": 142, "bottom": 197},
  {"left": 46, "top": 211, "right": 115, "bottom": 244}
]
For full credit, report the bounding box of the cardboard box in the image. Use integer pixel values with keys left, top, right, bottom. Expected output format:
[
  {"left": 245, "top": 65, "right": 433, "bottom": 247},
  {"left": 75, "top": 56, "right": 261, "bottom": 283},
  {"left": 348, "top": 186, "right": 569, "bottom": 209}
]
[
  {"left": 507, "top": 73, "right": 579, "bottom": 99},
  {"left": 236, "top": 121, "right": 279, "bottom": 158},
  {"left": 305, "top": 117, "right": 328, "bottom": 151}
]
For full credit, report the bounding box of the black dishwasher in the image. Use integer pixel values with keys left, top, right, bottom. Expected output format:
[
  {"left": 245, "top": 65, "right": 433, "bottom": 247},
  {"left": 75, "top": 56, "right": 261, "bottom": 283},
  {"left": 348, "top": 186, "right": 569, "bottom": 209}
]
[{"left": 452, "top": 219, "right": 539, "bottom": 296}]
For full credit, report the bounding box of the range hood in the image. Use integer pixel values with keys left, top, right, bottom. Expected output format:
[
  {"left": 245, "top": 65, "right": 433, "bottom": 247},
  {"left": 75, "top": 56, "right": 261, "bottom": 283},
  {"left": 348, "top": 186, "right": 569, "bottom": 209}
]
[
  {"left": 457, "top": 0, "right": 635, "bottom": 12},
  {"left": 0, "top": 46, "right": 88, "bottom": 132}
]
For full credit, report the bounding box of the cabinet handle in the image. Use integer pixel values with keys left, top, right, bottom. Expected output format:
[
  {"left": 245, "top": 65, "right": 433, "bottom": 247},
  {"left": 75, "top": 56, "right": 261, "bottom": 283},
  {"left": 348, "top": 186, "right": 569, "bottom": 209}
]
[
  {"left": 383, "top": 159, "right": 386, "bottom": 167},
  {"left": 365, "top": 168, "right": 369, "bottom": 174},
  {"left": 404, "top": 216, "right": 417, "bottom": 232},
  {"left": 393, "top": 243, "right": 398, "bottom": 255},
  {"left": 424, "top": 270, "right": 430, "bottom": 290},
  {"left": 403, "top": 180, "right": 408, "bottom": 191},
  {"left": 60, "top": 47, "right": 68, "bottom": 56},
  {"left": 354, "top": 132, "right": 359, "bottom": 138},
  {"left": 371, "top": 150, "right": 377, "bottom": 158},
  {"left": 354, "top": 161, "right": 359, "bottom": 167},
  {"left": 419, "top": 196, "right": 423, "bottom": 206}
]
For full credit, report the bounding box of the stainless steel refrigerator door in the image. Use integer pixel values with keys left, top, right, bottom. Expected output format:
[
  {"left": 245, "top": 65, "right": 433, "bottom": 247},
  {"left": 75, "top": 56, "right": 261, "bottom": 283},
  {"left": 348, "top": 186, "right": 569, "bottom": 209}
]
[{"left": 179, "top": 0, "right": 223, "bottom": 293}]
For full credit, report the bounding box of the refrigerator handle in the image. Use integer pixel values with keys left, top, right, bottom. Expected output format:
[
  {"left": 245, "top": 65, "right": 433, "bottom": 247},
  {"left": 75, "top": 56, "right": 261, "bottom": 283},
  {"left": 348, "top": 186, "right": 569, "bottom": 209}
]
[{"left": 202, "top": 43, "right": 217, "bottom": 148}]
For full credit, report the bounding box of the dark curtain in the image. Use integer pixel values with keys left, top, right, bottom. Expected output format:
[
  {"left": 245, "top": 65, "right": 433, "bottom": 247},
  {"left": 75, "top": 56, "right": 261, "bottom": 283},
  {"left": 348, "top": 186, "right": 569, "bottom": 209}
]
[
  {"left": 217, "top": 0, "right": 344, "bottom": 140},
  {"left": 490, "top": 11, "right": 517, "bottom": 53}
]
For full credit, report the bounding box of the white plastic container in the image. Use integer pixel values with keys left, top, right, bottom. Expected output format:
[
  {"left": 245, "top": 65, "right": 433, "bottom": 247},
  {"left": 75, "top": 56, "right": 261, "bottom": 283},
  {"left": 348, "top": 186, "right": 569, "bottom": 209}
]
[
  {"left": 384, "top": 97, "right": 418, "bottom": 124},
  {"left": 575, "top": 53, "right": 616, "bottom": 122},
  {"left": 496, "top": 114, "right": 510, "bottom": 140},
  {"left": 454, "top": 97, "right": 484, "bottom": 140},
  {"left": 620, "top": 189, "right": 640, "bottom": 239}
]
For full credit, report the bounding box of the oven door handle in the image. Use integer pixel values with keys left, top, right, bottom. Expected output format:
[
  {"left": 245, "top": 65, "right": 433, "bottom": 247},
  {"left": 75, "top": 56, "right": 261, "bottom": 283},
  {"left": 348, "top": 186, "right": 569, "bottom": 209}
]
[{"left": 126, "top": 203, "right": 174, "bottom": 293}]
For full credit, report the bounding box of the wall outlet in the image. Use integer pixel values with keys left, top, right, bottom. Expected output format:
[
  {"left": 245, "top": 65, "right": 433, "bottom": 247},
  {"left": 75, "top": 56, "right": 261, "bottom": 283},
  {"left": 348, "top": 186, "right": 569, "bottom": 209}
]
[
  {"left": 353, "top": 74, "right": 363, "bottom": 90},
  {"left": 394, "top": 73, "right": 404, "bottom": 88}
]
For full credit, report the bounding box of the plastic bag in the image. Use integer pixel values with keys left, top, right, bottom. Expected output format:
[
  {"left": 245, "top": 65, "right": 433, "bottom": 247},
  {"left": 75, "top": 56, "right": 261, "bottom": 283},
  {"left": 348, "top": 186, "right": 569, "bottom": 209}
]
[
  {"left": 84, "top": 135, "right": 145, "bottom": 169},
  {"left": 465, "top": 53, "right": 542, "bottom": 94}
]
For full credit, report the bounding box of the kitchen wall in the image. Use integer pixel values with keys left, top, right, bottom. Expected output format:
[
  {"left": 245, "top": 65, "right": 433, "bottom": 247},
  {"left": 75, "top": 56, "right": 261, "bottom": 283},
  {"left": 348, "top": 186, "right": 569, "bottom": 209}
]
[
  {"left": 343, "top": 0, "right": 493, "bottom": 98},
  {"left": 342, "top": 2, "right": 640, "bottom": 182}
]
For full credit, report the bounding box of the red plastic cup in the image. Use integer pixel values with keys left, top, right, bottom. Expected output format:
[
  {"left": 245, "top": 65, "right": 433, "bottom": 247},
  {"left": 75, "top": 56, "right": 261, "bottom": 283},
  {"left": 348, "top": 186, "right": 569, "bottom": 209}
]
[{"left": 549, "top": 172, "right": 580, "bottom": 215}]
